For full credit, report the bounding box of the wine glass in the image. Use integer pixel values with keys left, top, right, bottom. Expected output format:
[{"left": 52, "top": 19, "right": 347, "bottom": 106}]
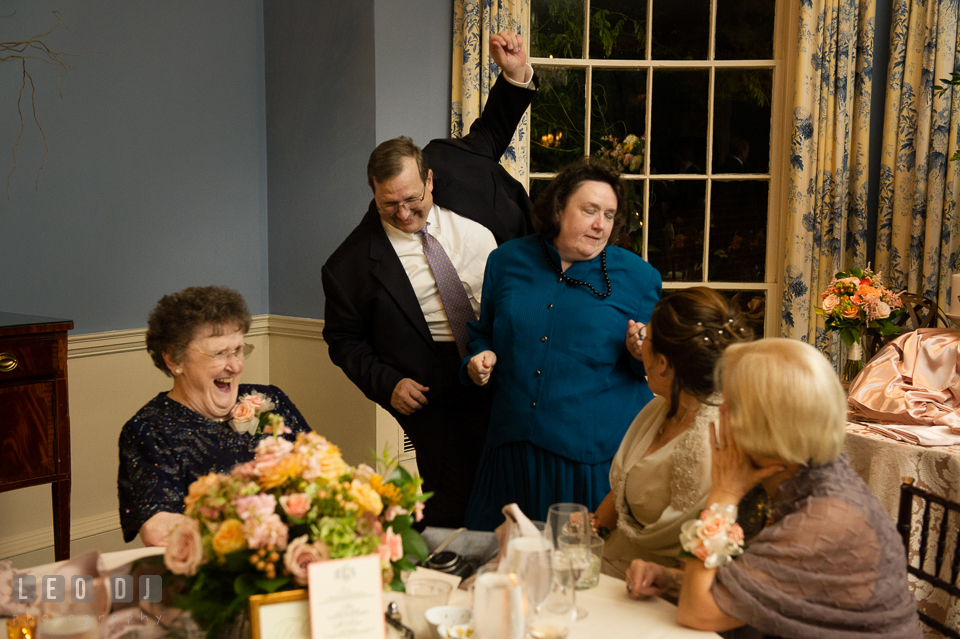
[
  {"left": 525, "top": 553, "right": 576, "bottom": 638},
  {"left": 546, "top": 503, "right": 590, "bottom": 620},
  {"left": 505, "top": 528, "right": 554, "bottom": 632},
  {"left": 473, "top": 571, "right": 525, "bottom": 639}
]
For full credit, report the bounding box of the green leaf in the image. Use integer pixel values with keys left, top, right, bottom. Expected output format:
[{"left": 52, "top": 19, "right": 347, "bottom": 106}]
[
  {"left": 388, "top": 465, "right": 414, "bottom": 485},
  {"left": 388, "top": 515, "right": 413, "bottom": 533},
  {"left": 254, "top": 577, "right": 291, "bottom": 593},
  {"left": 234, "top": 573, "right": 258, "bottom": 599},
  {"left": 393, "top": 557, "right": 418, "bottom": 573},
  {"left": 400, "top": 528, "right": 429, "bottom": 562},
  {"left": 840, "top": 327, "right": 858, "bottom": 348}
]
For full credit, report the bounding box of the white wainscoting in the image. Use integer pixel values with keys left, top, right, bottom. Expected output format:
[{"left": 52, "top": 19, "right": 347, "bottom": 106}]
[{"left": 0, "top": 315, "right": 409, "bottom": 568}]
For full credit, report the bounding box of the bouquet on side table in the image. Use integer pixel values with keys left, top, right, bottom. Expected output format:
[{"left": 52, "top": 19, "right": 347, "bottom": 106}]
[
  {"left": 160, "top": 417, "right": 429, "bottom": 637},
  {"left": 815, "top": 266, "right": 904, "bottom": 382}
]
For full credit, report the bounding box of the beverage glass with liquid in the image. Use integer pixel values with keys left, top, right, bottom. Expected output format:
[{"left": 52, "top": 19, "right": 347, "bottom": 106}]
[
  {"left": 37, "top": 577, "right": 108, "bottom": 639},
  {"left": 526, "top": 554, "right": 576, "bottom": 639}
]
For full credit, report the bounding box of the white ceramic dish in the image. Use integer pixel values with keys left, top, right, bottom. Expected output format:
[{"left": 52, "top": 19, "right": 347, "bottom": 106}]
[
  {"left": 425, "top": 606, "right": 472, "bottom": 639},
  {"left": 437, "top": 623, "right": 474, "bottom": 638}
]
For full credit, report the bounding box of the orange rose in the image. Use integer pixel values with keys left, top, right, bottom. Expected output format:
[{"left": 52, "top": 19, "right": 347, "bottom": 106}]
[
  {"left": 212, "top": 518, "right": 247, "bottom": 556},
  {"left": 840, "top": 305, "right": 860, "bottom": 320},
  {"left": 258, "top": 453, "right": 304, "bottom": 490}
]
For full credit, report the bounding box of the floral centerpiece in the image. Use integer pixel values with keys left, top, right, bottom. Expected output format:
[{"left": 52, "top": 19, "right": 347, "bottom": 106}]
[
  {"left": 815, "top": 266, "right": 904, "bottom": 381},
  {"left": 160, "top": 415, "right": 429, "bottom": 637},
  {"left": 594, "top": 134, "right": 644, "bottom": 173}
]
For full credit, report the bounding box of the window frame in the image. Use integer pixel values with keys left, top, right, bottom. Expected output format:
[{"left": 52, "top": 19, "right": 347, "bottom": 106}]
[{"left": 522, "top": 0, "right": 795, "bottom": 337}]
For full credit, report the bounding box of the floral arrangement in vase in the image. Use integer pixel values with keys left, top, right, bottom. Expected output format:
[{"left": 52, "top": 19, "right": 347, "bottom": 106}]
[
  {"left": 594, "top": 134, "right": 644, "bottom": 173},
  {"left": 159, "top": 418, "right": 429, "bottom": 637},
  {"left": 815, "top": 266, "right": 904, "bottom": 381}
]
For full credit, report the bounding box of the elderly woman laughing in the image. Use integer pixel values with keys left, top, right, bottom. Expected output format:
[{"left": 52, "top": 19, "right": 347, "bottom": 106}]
[{"left": 117, "top": 286, "right": 311, "bottom": 545}]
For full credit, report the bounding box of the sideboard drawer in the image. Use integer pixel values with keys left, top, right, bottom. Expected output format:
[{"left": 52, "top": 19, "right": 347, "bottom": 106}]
[
  {"left": 0, "top": 337, "right": 58, "bottom": 382},
  {"left": 0, "top": 381, "right": 56, "bottom": 486}
]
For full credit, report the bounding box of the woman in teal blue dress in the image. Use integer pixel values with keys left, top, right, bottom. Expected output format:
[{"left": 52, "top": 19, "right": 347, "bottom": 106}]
[{"left": 462, "top": 157, "right": 661, "bottom": 530}]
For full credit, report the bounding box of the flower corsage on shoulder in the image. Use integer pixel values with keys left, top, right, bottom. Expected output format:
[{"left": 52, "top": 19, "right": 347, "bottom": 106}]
[
  {"left": 680, "top": 503, "right": 745, "bottom": 569},
  {"left": 230, "top": 391, "right": 277, "bottom": 435}
]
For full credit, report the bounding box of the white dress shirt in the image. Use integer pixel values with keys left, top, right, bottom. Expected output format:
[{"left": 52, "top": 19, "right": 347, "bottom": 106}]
[{"left": 382, "top": 205, "right": 497, "bottom": 341}]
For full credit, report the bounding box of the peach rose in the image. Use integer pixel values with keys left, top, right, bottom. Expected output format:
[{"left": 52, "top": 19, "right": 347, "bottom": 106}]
[
  {"left": 820, "top": 294, "right": 839, "bottom": 313},
  {"left": 840, "top": 305, "right": 860, "bottom": 320},
  {"left": 729, "top": 524, "right": 745, "bottom": 546},
  {"left": 284, "top": 535, "right": 330, "bottom": 586},
  {"left": 698, "top": 515, "right": 726, "bottom": 540},
  {"left": 232, "top": 401, "right": 257, "bottom": 423},
  {"left": 693, "top": 544, "right": 710, "bottom": 561},
  {"left": 212, "top": 519, "right": 247, "bottom": 556},
  {"left": 164, "top": 518, "right": 204, "bottom": 576},
  {"left": 279, "top": 493, "right": 312, "bottom": 519},
  {"left": 378, "top": 528, "right": 404, "bottom": 563}
]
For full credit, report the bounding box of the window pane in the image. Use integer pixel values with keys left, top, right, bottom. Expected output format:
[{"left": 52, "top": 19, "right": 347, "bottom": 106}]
[
  {"left": 613, "top": 179, "right": 646, "bottom": 253},
  {"left": 531, "top": 0, "right": 584, "bottom": 59},
  {"left": 715, "top": 0, "right": 775, "bottom": 60},
  {"left": 709, "top": 180, "right": 768, "bottom": 282},
  {"left": 589, "top": 0, "right": 647, "bottom": 60},
  {"left": 712, "top": 69, "right": 772, "bottom": 174},
  {"left": 531, "top": 66, "right": 587, "bottom": 173},
  {"left": 648, "top": 179, "right": 705, "bottom": 282},
  {"left": 651, "top": 0, "right": 708, "bottom": 60},
  {"left": 591, "top": 70, "right": 647, "bottom": 174},
  {"left": 529, "top": 178, "right": 550, "bottom": 207},
  {"left": 650, "top": 70, "right": 708, "bottom": 175}
]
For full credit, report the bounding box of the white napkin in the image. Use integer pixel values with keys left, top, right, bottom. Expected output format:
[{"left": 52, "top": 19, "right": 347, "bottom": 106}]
[
  {"left": 494, "top": 504, "right": 542, "bottom": 571},
  {"left": 859, "top": 423, "right": 960, "bottom": 447}
]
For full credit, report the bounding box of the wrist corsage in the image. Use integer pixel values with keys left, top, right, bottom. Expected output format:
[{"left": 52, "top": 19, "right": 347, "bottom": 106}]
[
  {"left": 229, "top": 391, "right": 277, "bottom": 435},
  {"left": 679, "top": 503, "right": 745, "bottom": 568}
]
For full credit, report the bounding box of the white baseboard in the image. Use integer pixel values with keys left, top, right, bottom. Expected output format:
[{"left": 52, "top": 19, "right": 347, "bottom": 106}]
[{"left": 0, "top": 511, "right": 121, "bottom": 559}]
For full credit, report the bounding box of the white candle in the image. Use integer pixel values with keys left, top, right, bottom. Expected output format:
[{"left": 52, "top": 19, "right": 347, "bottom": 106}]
[{"left": 953, "top": 273, "right": 960, "bottom": 315}]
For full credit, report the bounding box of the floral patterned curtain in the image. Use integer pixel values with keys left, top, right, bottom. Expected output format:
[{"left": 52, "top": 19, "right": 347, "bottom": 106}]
[
  {"left": 875, "top": 0, "right": 960, "bottom": 315},
  {"left": 451, "top": 0, "right": 529, "bottom": 181},
  {"left": 781, "top": 0, "right": 875, "bottom": 355}
]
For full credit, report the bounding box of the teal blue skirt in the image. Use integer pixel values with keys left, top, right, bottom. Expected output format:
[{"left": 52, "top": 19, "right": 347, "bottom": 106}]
[{"left": 464, "top": 441, "right": 613, "bottom": 532}]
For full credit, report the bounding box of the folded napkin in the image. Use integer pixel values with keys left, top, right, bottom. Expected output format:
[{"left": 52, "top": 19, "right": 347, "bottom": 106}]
[{"left": 857, "top": 423, "right": 960, "bottom": 447}]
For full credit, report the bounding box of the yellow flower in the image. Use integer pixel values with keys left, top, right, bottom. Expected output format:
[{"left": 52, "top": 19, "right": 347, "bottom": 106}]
[
  {"left": 184, "top": 473, "right": 220, "bottom": 512},
  {"left": 259, "top": 453, "right": 304, "bottom": 490},
  {"left": 370, "top": 475, "right": 402, "bottom": 505},
  {"left": 212, "top": 519, "right": 246, "bottom": 556},
  {"left": 349, "top": 479, "right": 384, "bottom": 516}
]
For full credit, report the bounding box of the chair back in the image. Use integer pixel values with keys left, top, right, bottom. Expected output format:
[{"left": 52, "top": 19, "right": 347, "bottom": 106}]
[
  {"left": 897, "top": 477, "right": 960, "bottom": 638},
  {"left": 866, "top": 293, "right": 946, "bottom": 361}
]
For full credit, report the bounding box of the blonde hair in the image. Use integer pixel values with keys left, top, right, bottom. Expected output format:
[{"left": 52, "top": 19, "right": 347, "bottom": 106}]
[{"left": 715, "top": 338, "right": 846, "bottom": 466}]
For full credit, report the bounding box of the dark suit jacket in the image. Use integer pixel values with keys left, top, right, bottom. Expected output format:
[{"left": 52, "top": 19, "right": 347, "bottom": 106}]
[{"left": 321, "top": 73, "right": 535, "bottom": 416}]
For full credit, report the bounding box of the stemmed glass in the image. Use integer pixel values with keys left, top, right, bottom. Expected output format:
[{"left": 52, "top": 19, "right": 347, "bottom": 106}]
[
  {"left": 525, "top": 553, "right": 577, "bottom": 638},
  {"left": 546, "top": 503, "right": 591, "bottom": 621},
  {"left": 505, "top": 526, "right": 555, "bottom": 636}
]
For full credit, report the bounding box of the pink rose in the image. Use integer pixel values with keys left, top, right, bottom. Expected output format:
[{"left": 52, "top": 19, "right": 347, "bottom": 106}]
[
  {"left": 821, "top": 294, "right": 839, "bottom": 313},
  {"left": 383, "top": 505, "right": 408, "bottom": 522},
  {"left": 413, "top": 501, "right": 425, "bottom": 523},
  {"left": 693, "top": 544, "right": 710, "bottom": 561},
  {"left": 164, "top": 518, "right": 204, "bottom": 576},
  {"left": 729, "top": 524, "right": 744, "bottom": 546},
  {"left": 244, "top": 395, "right": 264, "bottom": 411},
  {"left": 280, "top": 493, "right": 311, "bottom": 519},
  {"left": 698, "top": 515, "right": 726, "bottom": 539},
  {"left": 378, "top": 528, "right": 404, "bottom": 563},
  {"left": 283, "top": 535, "right": 330, "bottom": 585}
]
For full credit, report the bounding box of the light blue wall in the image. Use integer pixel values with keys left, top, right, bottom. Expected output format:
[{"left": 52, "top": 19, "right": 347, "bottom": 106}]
[
  {"left": 0, "top": 1, "right": 454, "bottom": 330},
  {"left": 374, "top": 0, "right": 453, "bottom": 147},
  {"left": 266, "top": 0, "right": 453, "bottom": 320},
  {"left": 0, "top": 1, "right": 269, "bottom": 334}
]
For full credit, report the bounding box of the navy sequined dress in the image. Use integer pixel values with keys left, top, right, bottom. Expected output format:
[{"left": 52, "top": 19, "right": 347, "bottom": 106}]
[{"left": 117, "top": 383, "right": 310, "bottom": 542}]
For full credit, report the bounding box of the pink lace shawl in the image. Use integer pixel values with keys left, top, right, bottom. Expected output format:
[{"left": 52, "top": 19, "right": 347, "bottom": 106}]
[{"left": 711, "top": 457, "right": 920, "bottom": 638}]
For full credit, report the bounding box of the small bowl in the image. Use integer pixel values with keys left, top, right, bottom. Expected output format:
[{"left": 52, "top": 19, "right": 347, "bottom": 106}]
[
  {"left": 425, "top": 606, "right": 472, "bottom": 639},
  {"left": 437, "top": 623, "right": 474, "bottom": 638}
]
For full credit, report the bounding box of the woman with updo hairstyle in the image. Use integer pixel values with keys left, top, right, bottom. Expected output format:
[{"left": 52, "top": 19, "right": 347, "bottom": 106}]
[
  {"left": 594, "top": 286, "right": 753, "bottom": 578},
  {"left": 117, "top": 285, "right": 311, "bottom": 546}
]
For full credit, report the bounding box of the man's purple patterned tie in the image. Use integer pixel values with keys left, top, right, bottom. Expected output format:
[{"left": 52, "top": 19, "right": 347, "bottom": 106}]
[{"left": 418, "top": 224, "right": 477, "bottom": 359}]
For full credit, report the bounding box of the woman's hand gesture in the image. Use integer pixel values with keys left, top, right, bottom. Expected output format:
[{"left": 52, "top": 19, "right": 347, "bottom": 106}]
[
  {"left": 468, "top": 350, "right": 497, "bottom": 386},
  {"left": 625, "top": 320, "right": 645, "bottom": 360}
]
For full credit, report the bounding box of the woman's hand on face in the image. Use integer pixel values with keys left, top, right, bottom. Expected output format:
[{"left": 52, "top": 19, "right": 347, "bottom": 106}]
[
  {"left": 709, "top": 404, "right": 785, "bottom": 505},
  {"left": 468, "top": 350, "right": 497, "bottom": 386},
  {"left": 625, "top": 320, "right": 645, "bottom": 360},
  {"left": 625, "top": 559, "right": 675, "bottom": 600}
]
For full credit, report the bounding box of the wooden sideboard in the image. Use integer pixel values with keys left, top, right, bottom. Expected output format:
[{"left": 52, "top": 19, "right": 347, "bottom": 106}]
[{"left": 0, "top": 312, "right": 73, "bottom": 560}]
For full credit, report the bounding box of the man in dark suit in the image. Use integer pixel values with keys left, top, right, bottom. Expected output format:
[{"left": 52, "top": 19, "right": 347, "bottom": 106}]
[{"left": 321, "top": 33, "right": 534, "bottom": 528}]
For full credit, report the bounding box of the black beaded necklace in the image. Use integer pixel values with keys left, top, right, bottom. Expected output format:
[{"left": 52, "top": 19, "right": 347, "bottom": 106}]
[{"left": 540, "top": 238, "right": 612, "bottom": 299}]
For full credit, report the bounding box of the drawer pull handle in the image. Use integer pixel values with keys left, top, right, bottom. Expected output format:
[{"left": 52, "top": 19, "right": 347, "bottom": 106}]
[{"left": 0, "top": 353, "right": 18, "bottom": 373}]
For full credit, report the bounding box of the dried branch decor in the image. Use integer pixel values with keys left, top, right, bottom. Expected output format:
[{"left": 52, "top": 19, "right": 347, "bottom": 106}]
[{"left": 1, "top": 10, "right": 98, "bottom": 197}]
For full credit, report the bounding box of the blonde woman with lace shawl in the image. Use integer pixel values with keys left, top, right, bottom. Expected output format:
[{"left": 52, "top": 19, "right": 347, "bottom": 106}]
[
  {"left": 594, "top": 287, "right": 753, "bottom": 578},
  {"left": 625, "top": 339, "right": 920, "bottom": 638}
]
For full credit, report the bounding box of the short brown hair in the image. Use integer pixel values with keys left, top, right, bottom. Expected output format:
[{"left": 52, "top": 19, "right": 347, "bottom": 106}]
[
  {"left": 366, "top": 136, "right": 429, "bottom": 190},
  {"left": 145, "top": 285, "right": 251, "bottom": 376},
  {"left": 530, "top": 157, "right": 628, "bottom": 241},
  {"left": 648, "top": 287, "right": 754, "bottom": 417}
]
